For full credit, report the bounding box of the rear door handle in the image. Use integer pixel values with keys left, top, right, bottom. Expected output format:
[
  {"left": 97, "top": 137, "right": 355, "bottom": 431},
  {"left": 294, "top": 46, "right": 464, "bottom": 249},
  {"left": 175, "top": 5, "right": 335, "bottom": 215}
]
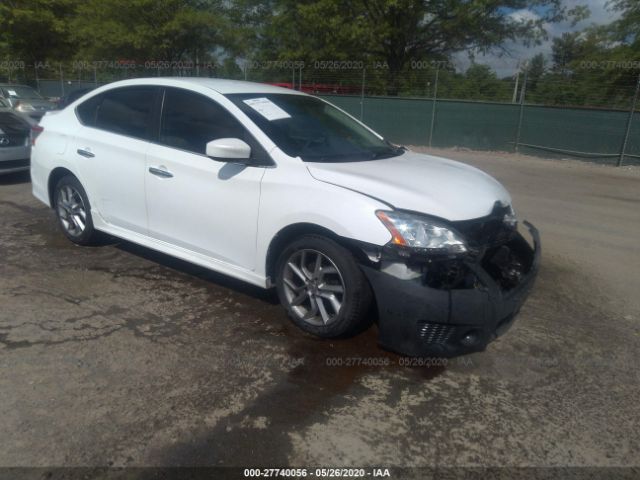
[
  {"left": 148, "top": 166, "right": 173, "bottom": 178},
  {"left": 77, "top": 148, "right": 95, "bottom": 158}
]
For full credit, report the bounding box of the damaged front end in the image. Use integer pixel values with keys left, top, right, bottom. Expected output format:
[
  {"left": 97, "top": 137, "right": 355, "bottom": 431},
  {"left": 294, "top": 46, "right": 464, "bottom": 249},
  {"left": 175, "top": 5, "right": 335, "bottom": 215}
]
[{"left": 358, "top": 204, "right": 540, "bottom": 357}]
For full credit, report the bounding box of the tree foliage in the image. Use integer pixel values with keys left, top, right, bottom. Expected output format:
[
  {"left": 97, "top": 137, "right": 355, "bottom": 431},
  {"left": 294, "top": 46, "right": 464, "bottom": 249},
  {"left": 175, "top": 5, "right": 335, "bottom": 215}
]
[
  {"left": 69, "top": 0, "right": 238, "bottom": 63},
  {"left": 251, "top": 0, "right": 584, "bottom": 94},
  {"left": 0, "top": 0, "right": 639, "bottom": 107}
]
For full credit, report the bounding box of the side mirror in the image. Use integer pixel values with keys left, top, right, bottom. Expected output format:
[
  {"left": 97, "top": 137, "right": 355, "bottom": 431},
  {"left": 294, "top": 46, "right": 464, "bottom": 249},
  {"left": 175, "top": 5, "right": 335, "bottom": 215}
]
[{"left": 206, "top": 138, "right": 251, "bottom": 162}]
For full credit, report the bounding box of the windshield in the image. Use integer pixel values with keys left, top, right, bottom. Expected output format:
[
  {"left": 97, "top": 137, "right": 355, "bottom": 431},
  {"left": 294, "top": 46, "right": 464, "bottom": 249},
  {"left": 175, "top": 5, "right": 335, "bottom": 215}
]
[
  {"left": 226, "top": 93, "right": 403, "bottom": 162},
  {"left": 2, "top": 86, "right": 43, "bottom": 100}
]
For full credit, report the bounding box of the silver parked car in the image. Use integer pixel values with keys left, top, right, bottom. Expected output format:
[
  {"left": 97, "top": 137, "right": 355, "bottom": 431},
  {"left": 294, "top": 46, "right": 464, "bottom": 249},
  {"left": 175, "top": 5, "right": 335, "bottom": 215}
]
[
  {"left": 0, "top": 84, "right": 56, "bottom": 120},
  {"left": 0, "top": 97, "right": 36, "bottom": 175}
]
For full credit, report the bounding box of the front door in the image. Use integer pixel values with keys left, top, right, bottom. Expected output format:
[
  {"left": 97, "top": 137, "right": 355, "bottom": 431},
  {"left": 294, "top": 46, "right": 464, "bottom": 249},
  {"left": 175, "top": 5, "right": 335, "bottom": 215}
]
[{"left": 145, "top": 87, "right": 269, "bottom": 270}]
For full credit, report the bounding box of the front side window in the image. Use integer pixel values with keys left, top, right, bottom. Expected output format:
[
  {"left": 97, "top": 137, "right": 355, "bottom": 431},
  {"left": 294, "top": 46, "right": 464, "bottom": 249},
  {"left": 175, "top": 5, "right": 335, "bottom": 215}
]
[
  {"left": 159, "top": 88, "right": 270, "bottom": 163},
  {"left": 225, "top": 93, "right": 403, "bottom": 162},
  {"left": 93, "top": 86, "right": 158, "bottom": 140}
]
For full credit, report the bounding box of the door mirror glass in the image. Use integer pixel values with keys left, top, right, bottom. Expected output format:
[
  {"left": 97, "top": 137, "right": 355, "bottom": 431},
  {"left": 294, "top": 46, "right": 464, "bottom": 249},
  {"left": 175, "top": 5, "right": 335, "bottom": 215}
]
[{"left": 206, "top": 138, "right": 251, "bottom": 162}]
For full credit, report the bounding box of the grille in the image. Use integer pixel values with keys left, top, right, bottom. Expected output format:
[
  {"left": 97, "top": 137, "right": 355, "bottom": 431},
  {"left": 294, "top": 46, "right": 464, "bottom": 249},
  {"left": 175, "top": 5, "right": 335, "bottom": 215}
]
[
  {"left": 0, "top": 134, "right": 28, "bottom": 147},
  {"left": 0, "top": 158, "right": 29, "bottom": 169},
  {"left": 452, "top": 203, "right": 515, "bottom": 247},
  {"left": 417, "top": 322, "right": 455, "bottom": 344}
]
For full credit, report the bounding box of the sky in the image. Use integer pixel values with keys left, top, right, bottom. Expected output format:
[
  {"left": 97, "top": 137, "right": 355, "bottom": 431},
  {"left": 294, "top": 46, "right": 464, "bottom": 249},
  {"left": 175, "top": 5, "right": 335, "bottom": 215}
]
[{"left": 453, "top": 0, "right": 620, "bottom": 77}]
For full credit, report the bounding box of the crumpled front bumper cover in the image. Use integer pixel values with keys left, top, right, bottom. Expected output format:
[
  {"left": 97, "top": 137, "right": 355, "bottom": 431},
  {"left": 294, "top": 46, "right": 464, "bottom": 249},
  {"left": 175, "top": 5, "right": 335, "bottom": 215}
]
[{"left": 361, "top": 221, "right": 541, "bottom": 357}]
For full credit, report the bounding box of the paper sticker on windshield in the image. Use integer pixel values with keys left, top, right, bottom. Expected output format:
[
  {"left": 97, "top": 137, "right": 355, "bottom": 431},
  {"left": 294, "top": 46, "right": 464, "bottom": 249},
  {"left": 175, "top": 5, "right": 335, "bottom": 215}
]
[
  {"left": 7, "top": 90, "right": 17, "bottom": 96},
  {"left": 243, "top": 97, "right": 291, "bottom": 121}
]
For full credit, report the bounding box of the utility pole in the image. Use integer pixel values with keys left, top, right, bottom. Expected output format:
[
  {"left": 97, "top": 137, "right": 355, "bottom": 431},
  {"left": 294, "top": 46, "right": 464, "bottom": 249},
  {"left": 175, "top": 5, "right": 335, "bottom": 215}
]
[
  {"left": 59, "top": 63, "right": 65, "bottom": 97},
  {"left": 360, "top": 67, "right": 366, "bottom": 120},
  {"left": 512, "top": 60, "right": 521, "bottom": 104},
  {"left": 514, "top": 67, "right": 528, "bottom": 153},
  {"left": 618, "top": 72, "right": 640, "bottom": 167},
  {"left": 428, "top": 66, "right": 439, "bottom": 147},
  {"left": 299, "top": 66, "right": 303, "bottom": 91}
]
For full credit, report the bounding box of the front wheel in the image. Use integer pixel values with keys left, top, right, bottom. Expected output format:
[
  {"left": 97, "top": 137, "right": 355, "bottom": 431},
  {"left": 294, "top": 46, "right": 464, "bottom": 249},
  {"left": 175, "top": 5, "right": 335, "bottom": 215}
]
[{"left": 275, "top": 234, "right": 373, "bottom": 338}]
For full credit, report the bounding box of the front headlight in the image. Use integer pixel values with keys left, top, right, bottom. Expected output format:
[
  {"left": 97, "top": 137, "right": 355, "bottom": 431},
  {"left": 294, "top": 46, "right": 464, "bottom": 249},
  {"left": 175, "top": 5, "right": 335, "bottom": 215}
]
[
  {"left": 16, "top": 103, "right": 36, "bottom": 112},
  {"left": 376, "top": 210, "right": 467, "bottom": 254}
]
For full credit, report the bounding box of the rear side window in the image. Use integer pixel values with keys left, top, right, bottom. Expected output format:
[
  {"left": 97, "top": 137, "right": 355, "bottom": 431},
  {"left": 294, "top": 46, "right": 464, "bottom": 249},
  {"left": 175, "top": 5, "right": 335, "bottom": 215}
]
[
  {"left": 76, "top": 94, "right": 102, "bottom": 126},
  {"left": 77, "top": 86, "right": 158, "bottom": 140},
  {"left": 159, "top": 87, "right": 270, "bottom": 163}
]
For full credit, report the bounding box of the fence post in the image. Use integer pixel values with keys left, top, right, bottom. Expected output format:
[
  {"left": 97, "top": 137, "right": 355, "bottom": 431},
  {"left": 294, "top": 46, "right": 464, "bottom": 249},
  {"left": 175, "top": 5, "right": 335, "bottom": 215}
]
[
  {"left": 618, "top": 72, "right": 640, "bottom": 167},
  {"left": 428, "top": 66, "right": 439, "bottom": 147},
  {"left": 360, "top": 67, "right": 366, "bottom": 121},
  {"left": 514, "top": 68, "right": 528, "bottom": 153},
  {"left": 59, "top": 63, "right": 65, "bottom": 97}
]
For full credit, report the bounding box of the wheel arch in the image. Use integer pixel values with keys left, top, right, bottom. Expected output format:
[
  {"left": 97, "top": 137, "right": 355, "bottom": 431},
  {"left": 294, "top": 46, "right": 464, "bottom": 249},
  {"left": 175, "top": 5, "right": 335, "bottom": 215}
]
[
  {"left": 265, "top": 222, "right": 370, "bottom": 284},
  {"left": 47, "top": 167, "right": 77, "bottom": 207}
]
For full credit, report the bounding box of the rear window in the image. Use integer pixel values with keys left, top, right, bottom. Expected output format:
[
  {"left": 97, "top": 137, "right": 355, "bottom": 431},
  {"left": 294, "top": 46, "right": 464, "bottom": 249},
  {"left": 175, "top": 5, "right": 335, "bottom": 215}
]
[{"left": 0, "top": 111, "right": 30, "bottom": 134}]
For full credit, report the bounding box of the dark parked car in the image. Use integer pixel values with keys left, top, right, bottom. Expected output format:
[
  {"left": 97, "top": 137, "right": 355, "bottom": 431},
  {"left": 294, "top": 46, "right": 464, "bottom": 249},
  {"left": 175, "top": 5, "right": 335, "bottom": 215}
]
[
  {"left": 0, "top": 84, "right": 56, "bottom": 120},
  {"left": 0, "top": 98, "right": 37, "bottom": 174}
]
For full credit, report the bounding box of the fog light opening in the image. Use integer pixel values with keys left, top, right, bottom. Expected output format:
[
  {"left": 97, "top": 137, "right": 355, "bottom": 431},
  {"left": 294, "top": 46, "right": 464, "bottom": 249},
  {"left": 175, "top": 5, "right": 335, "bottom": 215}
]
[{"left": 460, "top": 331, "right": 480, "bottom": 347}]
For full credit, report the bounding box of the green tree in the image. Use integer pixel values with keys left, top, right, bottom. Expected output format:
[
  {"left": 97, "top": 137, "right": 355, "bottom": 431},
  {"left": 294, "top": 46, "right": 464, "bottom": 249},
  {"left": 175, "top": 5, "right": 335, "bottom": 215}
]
[
  {"left": 458, "top": 64, "right": 510, "bottom": 101},
  {"left": 526, "top": 53, "right": 546, "bottom": 94},
  {"left": 70, "top": 0, "right": 238, "bottom": 64},
  {"left": 254, "top": 0, "right": 585, "bottom": 95},
  {"left": 0, "top": 0, "right": 78, "bottom": 63}
]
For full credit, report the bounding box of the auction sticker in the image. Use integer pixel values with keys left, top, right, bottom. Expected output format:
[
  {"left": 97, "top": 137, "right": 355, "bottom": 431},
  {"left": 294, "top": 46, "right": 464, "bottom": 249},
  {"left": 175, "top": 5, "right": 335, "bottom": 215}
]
[{"left": 243, "top": 97, "right": 291, "bottom": 121}]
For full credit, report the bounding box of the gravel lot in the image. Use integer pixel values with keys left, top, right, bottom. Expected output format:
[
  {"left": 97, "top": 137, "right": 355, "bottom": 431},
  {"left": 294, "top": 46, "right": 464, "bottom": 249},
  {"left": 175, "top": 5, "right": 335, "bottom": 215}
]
[{"left": 1, "top": 149, "right": 639, "bottom": 473}]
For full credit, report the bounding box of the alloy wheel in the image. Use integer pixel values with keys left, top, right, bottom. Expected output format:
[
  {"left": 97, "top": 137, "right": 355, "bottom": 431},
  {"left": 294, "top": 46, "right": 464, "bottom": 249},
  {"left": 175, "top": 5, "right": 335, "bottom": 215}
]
[
  {"left": 56, "top": 185, "right": 87, "bottom": 237},
  {"left": 282, "top": 249, "right": 346, "bottom": 326}
]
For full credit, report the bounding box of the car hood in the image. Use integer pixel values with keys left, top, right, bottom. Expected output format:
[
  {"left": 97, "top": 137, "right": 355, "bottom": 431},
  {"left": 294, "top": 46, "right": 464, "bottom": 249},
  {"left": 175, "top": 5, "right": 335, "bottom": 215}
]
[
  {"left": 14, "top": 98, "right": 55, "bottom": 109},
  {"left": 306, "top": 150, "right": 511, "bottom": 221}
]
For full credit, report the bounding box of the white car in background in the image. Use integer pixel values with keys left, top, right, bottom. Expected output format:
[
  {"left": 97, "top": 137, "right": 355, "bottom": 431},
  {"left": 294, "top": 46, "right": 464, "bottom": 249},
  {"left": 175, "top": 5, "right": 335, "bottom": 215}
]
[
  {"left": 30, "top": 78, "right": 540, "bottom": 357},
  {"left": 0, "top": 97, "right": 36, "bottom": 175}
]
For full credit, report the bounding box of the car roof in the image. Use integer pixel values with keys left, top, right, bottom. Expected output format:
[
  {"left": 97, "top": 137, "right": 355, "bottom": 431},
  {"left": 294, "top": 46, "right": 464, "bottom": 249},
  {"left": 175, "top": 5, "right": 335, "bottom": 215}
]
[{"left": 93, "top": 77, "right": 308, "bottom": 96}]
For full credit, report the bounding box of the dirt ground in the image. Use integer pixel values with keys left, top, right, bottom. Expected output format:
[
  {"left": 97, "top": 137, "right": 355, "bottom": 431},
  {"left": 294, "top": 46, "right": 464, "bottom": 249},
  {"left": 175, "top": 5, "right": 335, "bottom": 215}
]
[{"left": 0, "top": 148, "right": 639, "bottom": 473}]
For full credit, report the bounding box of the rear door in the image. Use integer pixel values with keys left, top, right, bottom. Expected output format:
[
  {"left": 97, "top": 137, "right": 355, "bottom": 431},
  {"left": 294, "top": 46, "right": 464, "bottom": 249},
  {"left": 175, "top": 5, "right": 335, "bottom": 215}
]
[
  {"left": 144, "top": 87, "right": 269, "bottom": 269},
  {"left": 73, "top": 86, "right": 160, "bottom": 234}
]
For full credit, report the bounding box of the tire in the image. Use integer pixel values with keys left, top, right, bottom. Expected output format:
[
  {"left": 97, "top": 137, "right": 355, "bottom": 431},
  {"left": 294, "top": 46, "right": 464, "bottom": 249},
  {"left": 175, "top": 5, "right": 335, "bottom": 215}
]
[
  {"left": 53, "top": 174, "right": 101, "bottom": 245},
  {"left": 275, "top": 234, "right": 373, "bottom": 338}
]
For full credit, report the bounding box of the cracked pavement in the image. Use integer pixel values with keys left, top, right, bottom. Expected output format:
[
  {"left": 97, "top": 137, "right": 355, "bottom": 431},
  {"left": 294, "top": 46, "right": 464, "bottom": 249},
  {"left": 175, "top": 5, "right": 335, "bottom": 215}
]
[{"left": 0, "top": 149, "right": 639, "bottom": 471}]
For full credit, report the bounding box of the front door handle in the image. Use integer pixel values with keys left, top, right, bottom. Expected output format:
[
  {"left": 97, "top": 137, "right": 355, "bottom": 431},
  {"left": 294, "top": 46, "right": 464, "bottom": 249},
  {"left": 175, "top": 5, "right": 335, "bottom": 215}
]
[
  {"left": 148, "top": 166, "right": 173, "bottom": 178},
  {"left": 77, "top": 148, "right": 95, "bottom": 158}
]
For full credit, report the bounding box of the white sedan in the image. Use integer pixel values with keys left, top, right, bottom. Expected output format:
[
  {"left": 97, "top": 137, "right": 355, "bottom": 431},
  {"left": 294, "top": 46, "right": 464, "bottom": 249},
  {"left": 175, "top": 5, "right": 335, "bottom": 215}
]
[{"left": 31, "top": 78, "right": 539, "bottom": 357}]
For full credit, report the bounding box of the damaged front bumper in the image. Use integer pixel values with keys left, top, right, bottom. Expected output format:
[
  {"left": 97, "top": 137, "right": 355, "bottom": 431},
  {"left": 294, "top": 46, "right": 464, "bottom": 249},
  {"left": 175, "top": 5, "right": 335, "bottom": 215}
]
[{"left": 360, "top": 221, "right": 540, "bottom": 357}]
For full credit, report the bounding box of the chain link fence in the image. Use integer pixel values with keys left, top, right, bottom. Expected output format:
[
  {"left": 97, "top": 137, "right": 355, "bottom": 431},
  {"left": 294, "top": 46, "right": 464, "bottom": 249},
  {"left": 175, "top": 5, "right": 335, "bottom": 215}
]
[{"left": 1, "top": 60, "right": 638, "bottom": 166}]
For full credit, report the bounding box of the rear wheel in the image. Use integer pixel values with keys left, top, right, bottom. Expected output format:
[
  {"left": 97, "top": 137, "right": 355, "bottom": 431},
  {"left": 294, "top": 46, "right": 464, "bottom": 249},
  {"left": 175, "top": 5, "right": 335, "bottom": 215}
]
[
  {"left": 53, "top": 175, "right": 100, "bottom": 245},
  {"left": 275, "top": 234, "right": 372, "bottom": 338}
]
